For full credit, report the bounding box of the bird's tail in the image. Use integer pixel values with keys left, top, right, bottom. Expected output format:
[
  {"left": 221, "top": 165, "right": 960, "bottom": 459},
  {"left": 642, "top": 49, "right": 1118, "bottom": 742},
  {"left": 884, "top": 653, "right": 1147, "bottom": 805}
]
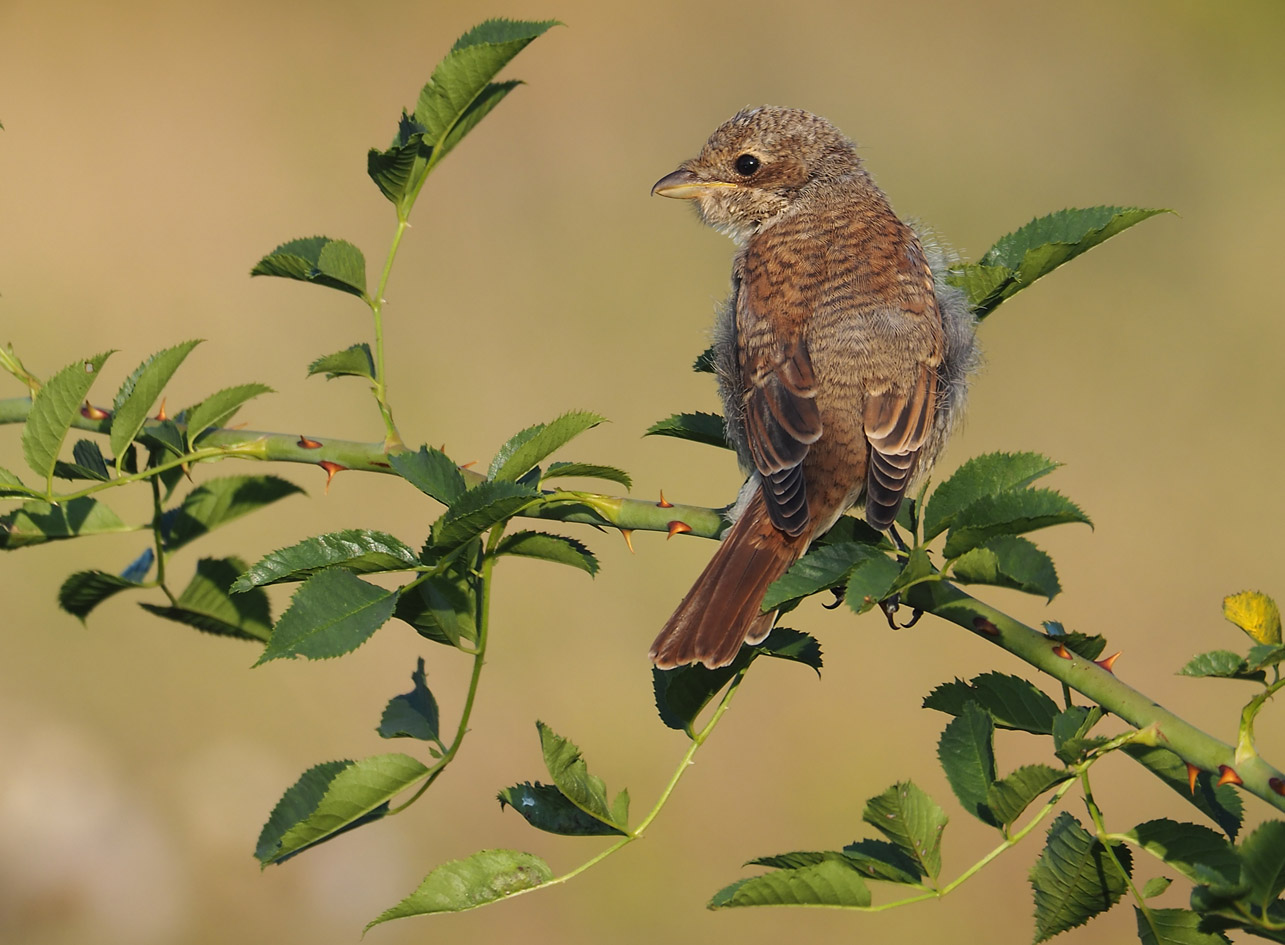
[{"left": 649, "top": 488, "right": 811, "bottom": 669}]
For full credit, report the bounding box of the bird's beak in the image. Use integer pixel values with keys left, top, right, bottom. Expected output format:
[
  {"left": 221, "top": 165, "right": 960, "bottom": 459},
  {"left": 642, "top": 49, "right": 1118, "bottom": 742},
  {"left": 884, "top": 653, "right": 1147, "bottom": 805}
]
[{"left": 651, "top": 168, "right": 736, "bottom": 199}]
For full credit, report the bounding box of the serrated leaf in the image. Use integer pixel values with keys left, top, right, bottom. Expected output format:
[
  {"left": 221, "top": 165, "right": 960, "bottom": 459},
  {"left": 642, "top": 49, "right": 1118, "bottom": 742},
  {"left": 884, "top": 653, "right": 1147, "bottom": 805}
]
[
  {"left": 497, "top": 781, "right": 625, "bottom": 837},
  {"left": 937, "top": 702, "right": 998, "bottom": 826},
  {"left": 536, "top": 722, "right": 625, "bottom": 831},
  {"left": 264, "top": 753, "right": 427, "bottom": 865},
  {"left": 923, "top": 451, "right": 1060, "bottom": 541},
  {"left": 0, "top": 497, "right": 130, "bottom": 549},
  {"left": 1045, "top": 626, "right": 1108, "bottom": 661},
  {"left": 1052, "top": 705, "right": 1105, "bottom": 763},
  {"left": 986, "top": 765, "right": 1071, "bottom": 827},
  {"left": 378, "top": 657, "right": 440, "bottom": 741},
  {"left": 709, "top": 859, "right": 872, "bottom": 909},
  {"left": 1178, "top": 649, "right": 1263, "bottom": 682},
  {"left": 1124, "top": 819, "right": 1240, "bottom": 887},
  {"left": 52, "top": 438, "right": 111, "bottom": 481},
  {"left": 862, "top": 781, "right": 948, "bottom": 879},
  {"left": 951, "top": 535, "right": 1060, "bottom": 601},
  {"left": 692, "top": 344, "right": 717, "bottom": 373},
  {"left": 57, "top": 569, "right": 143, "bottom": 620},
  {"left": 1238, "top": 820, "right": 1285, "bottom": 906},
  {"left": 1123, "top": 746, "right": 1243, "bottom": 840},
  {"left": 749, "top": 843, "right": 925, "bottom": 886},
  {"left": 943, "top": 488, "right": 1090, "bottom": 559},
  {"left": 495, "top": 530, "right": 597, "bottom": 575},
  {"left": 140, "top": 556, "right": 272, "bottom": 642},
  {"left": 110, "top": 340, "right": 202, "bottom": 459},
  {"left": 945, "top": 262, "right": 1014, "bottom": 314},
  {"left": 1141, "top": 876, "right": 1173, "bottom": 899},
  {"left": 160, "top": 475, "right": 304, "bottom": 552},
  {"left": 250, "top": 236, "right": 367, "bottom": 298},
  {"left": 367, "top": 849, "right": 552, "bottom": 927},
  {"left": 430, "top": 479, "right": 539, "bottom": 549},
  {"left": 489, "top": 412, "right": 606, "bottom": 483},
  {"left": 1223, "top": 591, "right": 1281, "bottom": 646},
  {"left": 307, "top": 343, "right": 375, "bottom": 380},
  {"left": 393, "top": 566, "right": 478, "bottom": 647},
  {"left": 184, "top": 382, "right": 273, "bottom": 444},
  {"left": 844, "top": 554, "right": 902, "bottom": 615},
  {"left": 255, "top": 568, "right": 397, "bottom": 664},
  {"left": 765, "top": 542, "right": 879, "bottom": 610},
  {"left": 367, "top": 129, "right": 429, "bottom": 208},
  {"left": 643, "top": 411, "right": 730, "bottom": 449},
  {"left": 22, "top": 352, "right": 113, "bottom": 482},
  {"left": 1135, "top": 907, "right": 1231, "bottom": 945},
  {"left": 542, "top": 461, "right": 632, "bottom": 490},
  {"left": 1246, "top": 643, "right": 1285, "bottom": 673},
  {"left": 923, "top": 672, "right": 1061, "bottom": 734},
  {"left": 390, "top": 445, "right": 467, "bottom": 506},
  {"left": 0, "top": 467, "right": 32, "bottom": 497},
  {"left": 1030, "top": 811, "right": 1132, "bottom": 942},
  {"left": 256, "top": 760, "right": 354, "bottom": 864},
  {"left": 232, "top": 529, "right": 420, "bottom": 591}
]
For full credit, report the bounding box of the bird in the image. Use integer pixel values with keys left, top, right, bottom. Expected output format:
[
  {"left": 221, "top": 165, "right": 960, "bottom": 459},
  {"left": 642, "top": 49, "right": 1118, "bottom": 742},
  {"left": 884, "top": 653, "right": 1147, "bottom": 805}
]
[{"left": 648, "top": 106, "right": 978, "bottom": 670}]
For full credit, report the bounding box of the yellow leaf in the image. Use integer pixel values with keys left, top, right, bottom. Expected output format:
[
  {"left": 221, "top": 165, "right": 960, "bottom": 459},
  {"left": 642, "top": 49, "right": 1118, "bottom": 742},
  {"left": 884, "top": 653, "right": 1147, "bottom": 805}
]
[{"left": 1223, "top": 591, "right": 1282, "bottom": 645}]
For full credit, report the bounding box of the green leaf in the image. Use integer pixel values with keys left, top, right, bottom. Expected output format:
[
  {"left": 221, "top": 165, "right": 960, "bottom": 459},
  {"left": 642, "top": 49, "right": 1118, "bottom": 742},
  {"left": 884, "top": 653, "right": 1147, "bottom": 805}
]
[
  {"left": 1030, "top": 812, "right": 1133, "bottom": 942},
  {"left": 946, "top": 263, "right": 1013, "bottom": 313},
  {"left": 1134, "top": 907, "right": 1232, "bottom": 945},
  {"left": 430, "top": 480, "right": 539, "bottom": 549},
  {"left": 1123, "top": 746, "right": 1243, "bottom": 840},
  {"left": 1044, "top": 624, "right": 1108, "bottom": 661},
  {"left": 1141, "top": 877, "right": 1173, "bottom": 899},
  {"left": 54, "top": 438, "right": 111, "bottom": 481},
  {"left": 265, "top": 753, "right": 427, "bottom": 865},
  {"left": 692, "top": 344, "right": 717, "bottom": 373},
  {"left": 923, "top": 451, "right": 1060, "bottom": 540},
  {"left": 1052, "top": 705, "right": 1106, "bottom": 763},
  {"left": 536, "top": 721, "right": 626, "bottom": 832},
  {"left": 494, "top": 530, "right": 598, "bottom": 575},
  {"left": 250, "top": 236, "right": 368, "bottom": 298},
  {"left": 861, "top": 781, "right": 948, "bottom": 879},
  {"left": 542, "top": 461, "right": 632, "bottom": 490},
  {"left": 367, "top": 849, "right": 552, "bottom": 927},
  {"left": 986, "top": 765, "right": 1071, "bottom": 827},
  {"left": 764, "top": 542, "right": 878, "bottom": 610},
  {"left": 497, "top": 781, "right": 626, "bottom": 837},
  {"left": 844, "top": 554, "right": 903, "bottom": 615},
  {"left": 951, "top": 535, "right": 1061, "bottom": 601},
  {"left": 393, "top": 566, "right": 478, "bottom": 647},
  {"left": 140, "top": 556, "right": 272, "bottom": 641},
  {"left": 161, "top": 475, "right": 304, "bottom": 552},
  {"left": 377, "top": 657, "right": 440, "bottom": 741},
  {"left": 232, "top": 529, "right": 420, "bottom": 591},
  {"left": 390, "top": 445, "right": 467, "bottom": 506},
  {"left": 58, "top": 570, "right": 143, "bottom": 620},
  {"left": 109, "top": 340, "right": 202, "bottom": 459},
  {"left": 255, "top": 568, "right": 398, "bottom": 664},
  {"left": 643, "top": 411, "right": 730, "bottom": 449},
  {"left": 307, "top": 343, "right": 375, "bottom": 380},
  {"left": 709, "top": 859, "right": 872, "bottom": 909},
  {"left": 0, "top": 497, "right": 130, "bottom": 549},
  {"left": 0, "top": 467, "right": 32, "bottom": 497},
  {"left": 256, "top": 760, "right": 354, "bottom": 863},
  {"left": 936, "top": 701, "right": 998, "bottom": 826},
  {"left": 1178, "top": 649, "right": 1264, "bottom": 682},
  {"left": 22, "top": 352, "right": 113, "bottom": 482},
  {"left": 184, "top": 382, "right": 273, "bottom": 444},
  {"left": 1246, "top": 643, "right": 1285, "bottom": 673},
  {"left": 489, "top": 411, "right": 606, "bottom": 482},
  {"left": 750, "top": 844, "right": 925, "bottom": 886},
  {"left": 943, "top": 488, "right": 1090, "bottom": 559},
  {"left": 1124, "top": 819, "right": 1240, "bottom": 887},
  {"left": 923, "top": 672, "right": 1060, "bottom": 734},
  {"left": 1238, "top": 820, "right": 1285, "bottom": 906}
]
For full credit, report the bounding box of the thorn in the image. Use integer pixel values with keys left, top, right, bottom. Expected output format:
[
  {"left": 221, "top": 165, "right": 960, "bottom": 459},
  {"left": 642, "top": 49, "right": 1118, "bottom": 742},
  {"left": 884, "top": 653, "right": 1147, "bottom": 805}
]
[
  {"left": 1095, "top": 651, "right": 1122, "bottom": 673},
  {"left": 901, "top": 608, "right": 924, "bottom": 629},
  {"left": 657, "top": 490, "right": 673, "bottom": 508},
  {"left": 666, "top": 520, "right": 691, "bottom": 539},
  {"left": 371, "top": 461, "right": 390, "bottom": 468},
  {"left": 1270, "top": 778, "right": 1285, "bottom": 797},
  {"left": 459, "top": 460, "right": 477, "bottom": 470},
  {"left": 880, "top": 594, "right": 902, "bottom": 629},
  {"left": 155, "top": 398, "right": 168, "bottom": 421},
  {"left": 823, "top": 587, "right": 846, "bottom": 610},
  {"left": 318, "top": 460, "right": 347, "bottom": 493},
  {"left": 972, "top": 616, "right": 1000, "bottom": 637},
  {"left": 81, "top": 402, "right": 110, "bottom": 420},
  {"left": 620, "top": 529, "right": 635, "bottom": 554},
  {"left": 297, "top": 436, "right": 323, "bottom": 449},
  {"left": 1053, "top": 644, "right": 1073, "bottom": 660},
  {"left": 1215, "top": 765, "right": 1242, "bottom": 787},
  {"left": 1187, "top": 763, "right": 1199, "bottom": 795}
]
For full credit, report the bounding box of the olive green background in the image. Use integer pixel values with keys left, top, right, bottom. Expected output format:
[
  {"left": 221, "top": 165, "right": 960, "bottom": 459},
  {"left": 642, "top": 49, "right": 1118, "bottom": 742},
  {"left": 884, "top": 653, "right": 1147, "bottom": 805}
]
[{"left": 2, "top": 1, "right": 1283, "bottom": 943}]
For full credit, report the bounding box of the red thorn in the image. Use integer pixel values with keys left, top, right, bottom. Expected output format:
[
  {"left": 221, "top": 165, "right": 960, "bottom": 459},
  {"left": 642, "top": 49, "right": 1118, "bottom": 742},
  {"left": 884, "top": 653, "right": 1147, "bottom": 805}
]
[
  {"left": 1053, "top": 644, "right": 1073, "bottom": 660},
  {"left": 1270, "top": 778, "right": 1285, "bottom": 797},
  {"left": 972, "top": 616, "right": 999, "bottom": 637},
  {"left": 318, "top": 460, "right": 347, "bottom": 493},
  {"left": 371, "top": 461, "right": 390, "bottom": 468},
  {"left": 1216, "top": 765, "right": 1242, "bottom": 787},
  {"left": 81, "top": 402, "right": 110, "bottom": 420},
  {"left": 657, "top": 490, "right": 673, "bottom": 508},
  {"left": 620, "top": 529, "right": 635, "bottom": 554},
  {"left": 1187, "top": 764, "right": 1199, "bottom": 795},
  {"left": 155, "top": 398, "right": 168, "bottom": 421},
  {"left": 459, "top": 460, "right": 477, "bottom": 470},
  {"left": 666, "top": 520, "right": 692, "bottom": 539},
  {"left": 1095, "top": 651, "right": 1122, "bottom": 673},
  {"left": 297, "top": 436, "right": 323, "bottom": 449}
]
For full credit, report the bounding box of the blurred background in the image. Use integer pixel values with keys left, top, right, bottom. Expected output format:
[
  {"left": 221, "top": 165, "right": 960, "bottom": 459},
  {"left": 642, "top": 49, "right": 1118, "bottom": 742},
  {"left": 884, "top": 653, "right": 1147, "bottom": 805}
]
[{"left": 2, "top": 1, "right": 1283, "bottom": 942}]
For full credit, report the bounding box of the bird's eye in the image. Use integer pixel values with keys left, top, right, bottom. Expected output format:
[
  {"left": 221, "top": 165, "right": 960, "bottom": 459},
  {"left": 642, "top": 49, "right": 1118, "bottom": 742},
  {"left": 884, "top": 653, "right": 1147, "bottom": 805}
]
[{"left": 733, "top": 153, "right": 761, "bottom": 176}]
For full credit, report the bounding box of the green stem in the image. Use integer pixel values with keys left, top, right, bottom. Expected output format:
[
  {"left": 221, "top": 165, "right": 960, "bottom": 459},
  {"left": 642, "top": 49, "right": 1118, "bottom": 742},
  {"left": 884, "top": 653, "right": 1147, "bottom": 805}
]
[
  {"left": 149, "top": 476, "right": 178, "bottom": 607},
  {"left": 368, "top": 218, "right": 410, "bottom": 450},
  {"left": 1080, "top": 767, "right": 1157, "bottom": 939}
]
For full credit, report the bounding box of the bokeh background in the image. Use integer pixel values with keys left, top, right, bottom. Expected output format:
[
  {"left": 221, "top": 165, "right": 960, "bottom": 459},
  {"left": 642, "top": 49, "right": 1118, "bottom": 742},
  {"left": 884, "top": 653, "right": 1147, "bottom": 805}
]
[{"left": 2, "top": 1, "right": 1283, "bottom": 943}]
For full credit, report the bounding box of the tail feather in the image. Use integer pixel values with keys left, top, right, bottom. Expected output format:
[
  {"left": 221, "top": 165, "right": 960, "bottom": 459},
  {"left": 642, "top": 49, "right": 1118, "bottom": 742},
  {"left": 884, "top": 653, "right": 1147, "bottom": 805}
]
[{"left": 649, "top": 488, "right": 810, "bottom": 669}]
